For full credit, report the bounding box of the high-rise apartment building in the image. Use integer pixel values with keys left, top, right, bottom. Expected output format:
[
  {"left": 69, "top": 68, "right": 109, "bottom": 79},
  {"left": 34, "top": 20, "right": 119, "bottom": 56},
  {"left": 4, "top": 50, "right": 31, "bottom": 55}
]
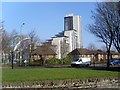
[
  {"left": 64, "top": 14, "right": 82, "bottom": 49},
  {"left": 51, "top": 14, "right": 82, "bottom": 59}
]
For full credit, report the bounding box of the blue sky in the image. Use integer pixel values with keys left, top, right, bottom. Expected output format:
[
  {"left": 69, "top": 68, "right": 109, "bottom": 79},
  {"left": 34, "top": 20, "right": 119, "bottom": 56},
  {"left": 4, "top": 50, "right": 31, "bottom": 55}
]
[{"left": 2, "top": 2, "right": 102, "bottom": 48}]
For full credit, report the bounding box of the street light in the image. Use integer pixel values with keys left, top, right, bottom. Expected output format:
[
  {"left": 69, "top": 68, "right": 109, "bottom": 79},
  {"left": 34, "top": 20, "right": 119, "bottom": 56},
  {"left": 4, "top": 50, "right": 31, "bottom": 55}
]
[
  {"left": 20, "top": 23, "right": 25, "bottom": 37},
  {"left": 9, "top": 23, "right": 25, "bottom": 69},
  {"left": 18, "top": 23, "right": 25, "bottom": 66},
  {"left": 11, "top": 35, "right": 21, "bottom": 69}
]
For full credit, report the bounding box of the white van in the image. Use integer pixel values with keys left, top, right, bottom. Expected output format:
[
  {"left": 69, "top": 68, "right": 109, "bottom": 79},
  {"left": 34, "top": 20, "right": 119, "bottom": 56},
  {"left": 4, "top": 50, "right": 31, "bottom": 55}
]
[{"left": 71, "top": 57, "right": 91, "bottom": 67}]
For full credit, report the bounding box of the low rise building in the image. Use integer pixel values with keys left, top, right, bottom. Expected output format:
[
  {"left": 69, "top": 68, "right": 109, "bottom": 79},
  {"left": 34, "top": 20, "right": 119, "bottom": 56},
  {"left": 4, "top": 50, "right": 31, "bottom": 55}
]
[
  {"left": 32, "top": 45, "right": 56, "bottom": 61},
  {"left": 68, "top": 48, "right": 120, "bottom": 63}
]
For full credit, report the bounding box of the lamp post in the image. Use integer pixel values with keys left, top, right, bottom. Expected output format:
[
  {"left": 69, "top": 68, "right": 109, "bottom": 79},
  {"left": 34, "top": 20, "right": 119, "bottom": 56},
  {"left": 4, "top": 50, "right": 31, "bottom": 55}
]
[
  {"left": 11, "top": 35, "right": 21, "bottom": 69},
  {"left": 20, "top": 23, "right": 25, "bottom": 38},
  {"left": 11, "top": 35, "right": 30, "bottom": 69},
  {"left": 10, "top": 22, "right": 25, "bottom": 69},
  {"left": 19, "top": 23, "right": 25, "bottom": 66}
]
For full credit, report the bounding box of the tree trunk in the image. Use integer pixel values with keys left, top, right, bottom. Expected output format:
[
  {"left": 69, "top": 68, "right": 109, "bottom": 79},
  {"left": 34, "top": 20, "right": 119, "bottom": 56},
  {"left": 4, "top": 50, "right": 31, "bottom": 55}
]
[
  {"left": 19, "top": 51, "right": 21, "bottom": 66},
  {"left": 2, "top": 51, "right": 3, "bottom": 63},
  {"left": 11, "top": 51, "right": 14, "bottom": 69},
  {"left": 107, "top": 50, "right": 110, "bottom": 70},
  {"left": 29, "top": 52, "right": 31, "bottom": 66}
]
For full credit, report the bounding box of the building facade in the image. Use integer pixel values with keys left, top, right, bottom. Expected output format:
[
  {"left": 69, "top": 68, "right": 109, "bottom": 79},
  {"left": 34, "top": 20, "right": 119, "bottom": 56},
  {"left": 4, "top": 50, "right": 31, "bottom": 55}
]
[
  {"left": 64, "top": 14, "right": 82, "bottom": 49},
  {"left": 51, "top": 14, "right": 82, "bottom": 59},
  {"left": 68, "top": 48, "right": 120, "bottom": 64}
]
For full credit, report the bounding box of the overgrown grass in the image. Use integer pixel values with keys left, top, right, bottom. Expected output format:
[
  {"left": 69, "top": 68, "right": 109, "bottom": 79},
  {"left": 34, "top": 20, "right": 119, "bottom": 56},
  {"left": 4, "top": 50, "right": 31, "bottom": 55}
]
[{"left": 2, "top": 68, "right": 119, "bottom": 82}]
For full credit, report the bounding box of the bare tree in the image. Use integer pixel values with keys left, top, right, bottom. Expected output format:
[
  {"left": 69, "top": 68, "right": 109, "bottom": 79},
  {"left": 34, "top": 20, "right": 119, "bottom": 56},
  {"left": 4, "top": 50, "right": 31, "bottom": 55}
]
[
  {"left": 111, "top": 46, "right": 117, "bottom": 52},
  {"left": 10, "top": 30, "right": 20, "bottom": 48},
  {"left": 2, "top": 30, "right": 11, "bottom": 63},
  {"left": 0, "top": 29, "right": 2, "bottom": 63},
  {"left": 60, "top": 38, "right": 69, "bottom": 64},
  {"left": 100, "top": 45, "right": 107, "bottom": 51},
  {"left": 88, "top": 2, "right": 120, "bottom": 69},
  {"left": 28, "top": 30, "right": 40, "bottom": 64},
  {"left": 1, "top": 22, "right": 21, "bottom": 64},
  {"left": 112, "top": 2, "right": 120, "bottom": 53}
]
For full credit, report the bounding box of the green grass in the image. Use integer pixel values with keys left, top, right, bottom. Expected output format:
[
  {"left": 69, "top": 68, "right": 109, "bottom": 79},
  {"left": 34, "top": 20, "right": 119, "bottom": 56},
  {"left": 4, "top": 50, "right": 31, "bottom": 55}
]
[
  {"left": 2, "top": 68, "right": 119, "bottom": 82},
  {"left": 0, "top": 69, "right": 2, "bottom": 82}
]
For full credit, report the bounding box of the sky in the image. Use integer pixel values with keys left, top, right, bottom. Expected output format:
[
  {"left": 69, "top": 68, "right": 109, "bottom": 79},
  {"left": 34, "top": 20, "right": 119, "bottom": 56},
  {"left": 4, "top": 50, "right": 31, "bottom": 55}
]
[{"left": 2, "top": 2, "right": 103, "bottom": 48}]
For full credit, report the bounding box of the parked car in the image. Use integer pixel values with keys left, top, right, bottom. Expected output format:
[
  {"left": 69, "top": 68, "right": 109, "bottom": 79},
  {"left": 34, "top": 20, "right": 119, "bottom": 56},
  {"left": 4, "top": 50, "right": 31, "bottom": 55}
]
[
  {"left": 71, "top": 57, "right": 91, "bottom": 67},
  {"left": 110, "top": 59, "right": 120, "bottom": 65}
]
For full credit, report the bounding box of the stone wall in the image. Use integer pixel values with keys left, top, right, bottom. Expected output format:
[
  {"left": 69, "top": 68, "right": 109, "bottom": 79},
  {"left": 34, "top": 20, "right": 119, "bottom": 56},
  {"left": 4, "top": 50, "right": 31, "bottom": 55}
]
[{"left": 2, "top": 77, "right": 120, "bottom": 89}]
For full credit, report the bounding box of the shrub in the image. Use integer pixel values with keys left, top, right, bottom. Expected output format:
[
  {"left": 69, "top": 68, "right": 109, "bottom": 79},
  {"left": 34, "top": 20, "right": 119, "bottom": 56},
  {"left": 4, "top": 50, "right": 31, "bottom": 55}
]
[
  {"left": 29, "top": 60, "right": 42, "bottom": 66},
  {"left": 47, "top": 58, "right": 61, "bottom": 65},
  {"left": 63, "top": 56, "right": 73, "bottom": 65}
]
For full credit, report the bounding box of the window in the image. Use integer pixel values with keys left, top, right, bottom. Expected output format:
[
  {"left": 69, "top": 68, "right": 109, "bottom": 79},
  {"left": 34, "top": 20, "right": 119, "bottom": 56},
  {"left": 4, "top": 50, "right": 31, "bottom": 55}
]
[
  {"left": 78, "top": 59, "right": 82, "bottom": 62},
  {"left": 64, "top": 16, "right": 73, "bottom": 30},
  {"left": 73, "top": 58, "right": 79, "bottom": 61}
]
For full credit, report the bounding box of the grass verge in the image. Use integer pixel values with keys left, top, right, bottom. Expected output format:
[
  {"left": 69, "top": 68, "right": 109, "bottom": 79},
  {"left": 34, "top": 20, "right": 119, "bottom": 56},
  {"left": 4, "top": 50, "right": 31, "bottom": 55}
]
[{"left": 2, "top": 68, "right": 119, "bottom": 82}]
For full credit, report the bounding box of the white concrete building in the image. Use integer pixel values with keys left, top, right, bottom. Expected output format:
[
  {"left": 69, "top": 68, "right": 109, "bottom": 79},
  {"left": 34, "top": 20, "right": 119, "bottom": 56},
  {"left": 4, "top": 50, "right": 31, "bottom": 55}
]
[
  {"left": 64, "top": 30, "right": 77, "bottom": 52},
  {"left": 64, "top": 14, "right": 82, "bottom": 49},
  {"left": 52, "top": 36, "right": 68, "bottom": 59},
  {"left": 51, "top": 14, "right": 82, "bottom": 59}
]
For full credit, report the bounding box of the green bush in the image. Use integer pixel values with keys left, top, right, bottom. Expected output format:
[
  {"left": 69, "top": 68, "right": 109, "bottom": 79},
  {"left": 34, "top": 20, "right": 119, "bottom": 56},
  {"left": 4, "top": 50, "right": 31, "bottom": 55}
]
[
  {"left": 47, "top": 58, "right": 61, "bottom": 65},
  {"left": 29, "top": 60, "right": 42, "bottom": 66},
  {"left": 47, "top": 56, "right": 73, "bottom": 65},
  {"left": 3, "top": 59, "right": 10, "bottom": 64},
  {"left": 63, "top": 56, "right": 73, "bottom": 64}
]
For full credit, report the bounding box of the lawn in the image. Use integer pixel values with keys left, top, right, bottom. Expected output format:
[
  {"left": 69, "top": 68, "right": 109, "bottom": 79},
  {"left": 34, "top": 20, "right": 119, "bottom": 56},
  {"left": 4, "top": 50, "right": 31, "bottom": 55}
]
[{"left": 2, "top": 68, "right": 119, "bottom": 82}]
